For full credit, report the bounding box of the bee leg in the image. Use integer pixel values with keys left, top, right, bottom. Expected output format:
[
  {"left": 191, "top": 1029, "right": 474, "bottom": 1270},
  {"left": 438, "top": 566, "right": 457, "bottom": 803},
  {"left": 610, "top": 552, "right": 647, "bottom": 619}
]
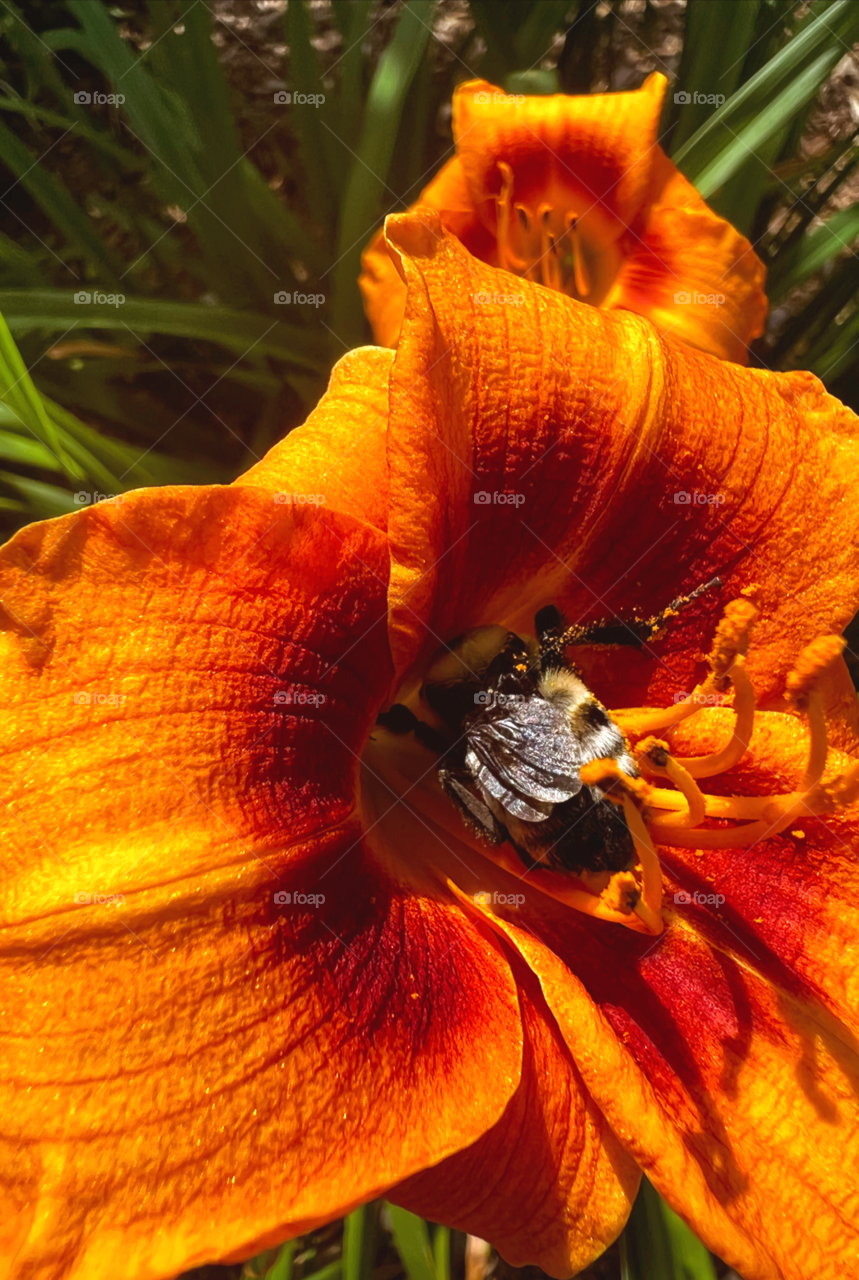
[
  {"left": 537, "top": 576, "right": 723, "bottom": 654},
  {"left": 376, "top": 704, "right": 449, "bottom": 755}
]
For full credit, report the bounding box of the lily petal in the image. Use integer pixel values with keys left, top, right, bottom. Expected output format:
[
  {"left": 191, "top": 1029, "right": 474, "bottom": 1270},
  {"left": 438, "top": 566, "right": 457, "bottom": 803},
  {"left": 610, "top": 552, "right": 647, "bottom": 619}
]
[
  {"left": 0, "top": 489, "right": 526, "bottom": 1278},
  {"left": 481, "top": 882, "right": 859, "bottom": 1280},
  {"left": 391, "top": 964, "right": 640, "bottom": 1278},
  {"left": 602, "top": 150, "right": 768, "bottom": 365},
  {"left": 360, "top": 161, "right": 496, "bottom": 350},
  {"left": 237, "top": 346, "right": 392, "bottom": 533},
  {"left": 382, "top": 212, "right": 859, "bottom": 710},
  {"left": 649, "top": 708, "right": 859, "bottom": 1040}
]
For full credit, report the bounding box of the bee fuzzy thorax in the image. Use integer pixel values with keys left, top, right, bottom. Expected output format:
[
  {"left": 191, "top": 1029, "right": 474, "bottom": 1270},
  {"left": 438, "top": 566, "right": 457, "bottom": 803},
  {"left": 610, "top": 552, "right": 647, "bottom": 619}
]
[{"left": 536, "top": 667, "right": 590, "bottom": 707}]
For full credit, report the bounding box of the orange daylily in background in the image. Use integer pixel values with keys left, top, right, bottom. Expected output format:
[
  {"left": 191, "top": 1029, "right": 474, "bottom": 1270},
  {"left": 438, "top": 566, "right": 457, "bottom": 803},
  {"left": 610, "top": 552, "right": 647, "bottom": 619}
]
[
  {"left": 360, "top": 74, "right": 768, "bottom": 364},
  {"left": 3, "top": 214, "right": 859, "bottom": 1280}
]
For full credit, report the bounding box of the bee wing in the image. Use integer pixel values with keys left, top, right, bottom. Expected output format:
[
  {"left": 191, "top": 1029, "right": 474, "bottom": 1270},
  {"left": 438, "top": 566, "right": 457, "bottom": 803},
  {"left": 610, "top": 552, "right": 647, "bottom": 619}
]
[
  {"left": 465, "top": 699, "right": 583, "bottom": 822},
  {"left": 439, "top": 768, "right": 505, "bottom": 843}
]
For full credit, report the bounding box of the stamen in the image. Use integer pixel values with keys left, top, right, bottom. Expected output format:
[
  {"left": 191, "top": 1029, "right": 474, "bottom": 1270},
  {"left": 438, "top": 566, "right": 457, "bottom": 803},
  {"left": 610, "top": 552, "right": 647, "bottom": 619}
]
[
  {"left": 539, "top": 205, "right": 562, "bottom": 290},
  {"left": 641, "top": 634, "right": 852, "bottom": 848},
  {"left": 495, "top": 161, "right": 529, "bottom": 274},
  {"left": 676, "top": 656, "right": 754, "bottom": 779},
  {"left": 565, "top": 210, "right": 590, "bottom": 298},
  {"left": 613, "top": 682, "right": 720, "bottom": 737},
  {"left": 786, "top": 636, "right": 845, "bottom": 790},
  {"left": 635, "top": 738, "right": 706, "bottom": 827},
  {"left": 621, "top": 797, "right": 663, "bottom": 931},
  {"left": 579, "top": 759, "right": 663, "bottom": 935}
]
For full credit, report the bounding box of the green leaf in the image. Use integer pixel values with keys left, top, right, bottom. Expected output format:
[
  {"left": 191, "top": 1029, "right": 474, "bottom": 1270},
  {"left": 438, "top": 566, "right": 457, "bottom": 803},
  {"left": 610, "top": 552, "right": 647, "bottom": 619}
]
[
  {"left": 505, "top": 69, "right": 560, "bottom": 96},
  {"left": 668, "top": 0, "right": 761, "bottom": 153},
  {"left": 675, "top": 0, "right": 859, "bottom": 198},
  {"left": 0, "top": 292, "right": 326, "bottom": 368},
  {"left": 330, "top": 1, "right": 374, "bottom": 154},
  {"left": 0, "top": 306, "right": 68, "bottom": 469},
  {"left": 0, "top": 471, "right": 78, "bottom": 518},
  {"left": 0, "top": 429, "right": 58, "bottom": 469},
  {"left": 342, "top": 1201, "right": 380, "bottom": 1280},
  {"left": 661, "top": 1199, "right": 719, "bottom": 1280},
  {"left": 513, "top": 1, "right": 575, "bottom": 67},
  {"left": 300, "top": 1262, "right": 343, "bottom": 1280},
  {"left": 264, "top": 1239, "right": 296, "bottom": 1280},
  {"left": 286, "top": 0, "right": 338, "bottom": 219},
  {"left": 808, "top": 305, "right": 859, "bottom": 382},
  {"left": 0, "top": 94, "right": 142, "bottom": 169},
  {"left": 620, "top": 1179, "right": 718, "bottom": 1280},
  {"left": 64, "top": 0, "right": 308, "bottom": 308},
  {"left": 432, "top": 1225, "right": 451, "bottom": 1280},
  {"left": 769, "top": 206, "right": 859, "bottom": 302},
  {"left": 0, "top": 115, "right": 123, "bottom": 283},
  {"left": 385, "top": 1205, "right": 437, "bottom": 1280},
  {"left": 330, "top": 0, "right": 435, "bottom": 347}
]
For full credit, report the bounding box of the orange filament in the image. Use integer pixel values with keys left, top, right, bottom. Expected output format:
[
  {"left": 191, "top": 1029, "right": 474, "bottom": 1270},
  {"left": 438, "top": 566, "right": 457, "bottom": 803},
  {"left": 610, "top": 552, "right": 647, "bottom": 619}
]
[
  {"left": 671, "top": 657, "right": 754, "bottom": 779},
  {"left": 638, "top": 627, "right": 855, "bottom": 852},
  {"left": 495, "top": 164, "right": 589, "bottom": 297},
  {"left": 636, "top": 739, "right": 706, "bottom": 828}
]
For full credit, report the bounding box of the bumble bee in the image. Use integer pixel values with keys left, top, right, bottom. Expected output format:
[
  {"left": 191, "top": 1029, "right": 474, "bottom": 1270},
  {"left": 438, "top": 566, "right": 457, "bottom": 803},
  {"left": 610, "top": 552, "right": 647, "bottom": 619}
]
[{"left": 378, "top": 581, "right": 719, "bottom": 877}]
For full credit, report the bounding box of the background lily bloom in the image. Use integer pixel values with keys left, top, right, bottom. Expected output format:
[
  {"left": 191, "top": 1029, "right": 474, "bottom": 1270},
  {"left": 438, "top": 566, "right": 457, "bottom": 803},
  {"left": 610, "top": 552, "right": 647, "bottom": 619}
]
[
  {"left": 360, "top": 74, "right": 767, "bottom": 365},
  {"left": 2, "top": 214, "right": 859, "bottom": 1280}
]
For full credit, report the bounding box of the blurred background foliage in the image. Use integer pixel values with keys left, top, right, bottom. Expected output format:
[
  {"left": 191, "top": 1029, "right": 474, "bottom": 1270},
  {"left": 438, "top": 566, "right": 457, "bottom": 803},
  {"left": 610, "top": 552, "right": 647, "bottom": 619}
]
[
  {"left": 179, "top": 1187, "right": 728, "bottom": 1280},
  {"left": 0, "top": 3, "right": 857, "bottom": 1271},
  {"left": 0, "top": 0, "right": 858, "bottom": 535}
]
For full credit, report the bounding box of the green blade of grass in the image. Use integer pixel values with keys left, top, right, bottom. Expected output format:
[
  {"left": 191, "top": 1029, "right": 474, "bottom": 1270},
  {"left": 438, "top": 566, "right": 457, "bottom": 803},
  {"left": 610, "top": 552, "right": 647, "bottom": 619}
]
[
  {"left": 330, "top": 1, "right": 374, "bottom": 154},
  {"left": 0, "top": 308, "right": 68, "bottom": 468},
  {"left": 264, "top": 1239, "right": 296, "bottom": 1280},
  {"left": 808, "top": 306, "right": 859, "bottom": 382},
  {"left": 675, "top": 0, "right": 859, "bottom": 197},
  {"left": 0, "top": 292, "right": 326, "bottom": 367},
  {"left": 331, "top": 0, "right": 434, "bottom": 347},
  {"left": 661, "top": 1198, "right": 719, "bottom": 1280},
  {"left": 432, "top": 1225, "right": 450, "bottom": 1280},
  {"left": 669, "top": 0, "right": 761, "bottom": 153},
  {"left": 0, "top": 470, "right": 78, "bottom": 518},
  {"left": 385, "top": 1205, "right": 437, "bottom": 1280},
  {"left": 0, "top": 95, "right": 142, "bottom": 169},
  {"left": 620, "top": 1179, "right": 718, "bottom": 1280},
  {"left": 768, "top": 206, "right": 859, "bottom": 302},
  {"left": 0, "top": 429, "right": 59, "bottom": 469},
  {"left": 286, "top": 0, "right": 338, "bottom": 219},
  {"left": 64, "top": 0, "right": 308, "bottom": 306},
  {"left": 511, "top": 0, "right": 575, "bottom": 67},
  {"left": 0, "top": 115, "right": 123, "bottom": 283},
  {"left": 301, "top": 1262, "right": 343, "bottom": 1280}
]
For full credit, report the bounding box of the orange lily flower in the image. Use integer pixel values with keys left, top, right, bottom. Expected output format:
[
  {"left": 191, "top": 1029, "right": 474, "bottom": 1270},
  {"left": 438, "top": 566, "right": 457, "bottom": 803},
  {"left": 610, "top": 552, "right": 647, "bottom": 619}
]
[
  {"left": 360, "top": 74, "right": 767, "bottom": 365},
  {"left": 4, "top": 213, "right": 859, "bottom": 1280}
]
